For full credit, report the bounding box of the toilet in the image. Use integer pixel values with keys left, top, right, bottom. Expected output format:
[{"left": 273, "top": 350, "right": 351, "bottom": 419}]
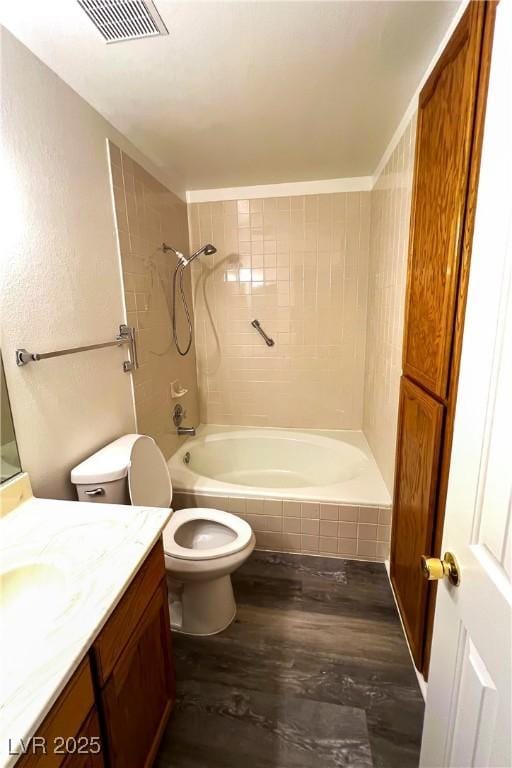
[{"left": 70, "top": 434, "right": 255, "bottom": 636}]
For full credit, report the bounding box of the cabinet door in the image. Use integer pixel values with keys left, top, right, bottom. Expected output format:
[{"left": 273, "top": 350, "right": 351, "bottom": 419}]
[
  {"left": 402, "top": 2, "right": 486, "bottom": 399},
  {"left": 61, "top": 710, "right": 104, "bottom": 768},
  {"left": 390, "top": 377, "right": 444, "bottom": 669},
  {"left": 93, "top": 540, "right": 165, "bottom": 685},
  {"left": 100, "top": 581, "right": 174, "bottom": 768},
  {"left": 16, "top": 659, "right": 96, "bottom": 768}
]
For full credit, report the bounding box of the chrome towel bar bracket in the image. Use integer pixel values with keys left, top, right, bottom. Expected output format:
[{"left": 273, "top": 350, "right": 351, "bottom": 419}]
[
  {"left": 16, "top": 324, "right": 138, "bottom": 373},
  {"left": 251, "top": 319, "right": 275, "bottom": 347}
]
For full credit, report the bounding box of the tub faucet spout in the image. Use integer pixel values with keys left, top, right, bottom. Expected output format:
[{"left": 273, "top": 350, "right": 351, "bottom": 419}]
[{"left": 177, "top": 426, "right": 196, "bottom": 436}]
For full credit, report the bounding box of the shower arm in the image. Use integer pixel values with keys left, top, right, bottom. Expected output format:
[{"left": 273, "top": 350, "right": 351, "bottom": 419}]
[{"left": 162, "top": 242, "right": 187, "bottom": 266}]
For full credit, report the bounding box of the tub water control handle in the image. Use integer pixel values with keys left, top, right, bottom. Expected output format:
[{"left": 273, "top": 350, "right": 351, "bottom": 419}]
[{"left": 173, "top": 403, "right": 186, "bottom": 427}]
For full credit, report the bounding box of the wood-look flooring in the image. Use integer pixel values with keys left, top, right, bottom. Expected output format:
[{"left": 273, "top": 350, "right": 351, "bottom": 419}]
[{"left": 156, "top": 552, "right": 424, "bottom": 768}]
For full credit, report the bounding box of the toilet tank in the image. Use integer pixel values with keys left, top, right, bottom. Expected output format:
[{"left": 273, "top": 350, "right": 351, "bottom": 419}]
[{"left": 71, "top": 434, "right": 141, "bottom": 504}]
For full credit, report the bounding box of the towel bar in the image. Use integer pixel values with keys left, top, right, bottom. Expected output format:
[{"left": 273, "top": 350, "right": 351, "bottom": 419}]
[{"left": 15, "top": 324, "right": 138, "bottom": 373}]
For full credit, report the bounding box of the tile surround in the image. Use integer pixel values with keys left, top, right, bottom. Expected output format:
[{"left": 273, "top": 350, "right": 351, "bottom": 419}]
[
  {"left": 188, "top": 192, "right": 371, "bottom": 429},
  {"left": 185, "top": 126, "right": 418, "bottom": 523},
  {"left": 363, "top": 115, "right": 417, "bottom": 493},
  {"left": 109, "top": 123, "right": 418, "bottom": 539},
  {"left": 173, "top": 492, "right": 391, "bottom": 562},
  {"left": 109, "top": 143, "right": 200, "bottom": 460}
]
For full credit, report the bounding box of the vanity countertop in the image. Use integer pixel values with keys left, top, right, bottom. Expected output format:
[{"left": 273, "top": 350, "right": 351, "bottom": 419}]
[{"left": 0, "top": 494, "right": 172, "bottom": 767}]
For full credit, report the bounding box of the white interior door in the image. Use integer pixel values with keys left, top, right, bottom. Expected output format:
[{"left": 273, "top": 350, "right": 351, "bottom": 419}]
[{"left": 420, "top": 3, "right": 512, "bottom": 767}]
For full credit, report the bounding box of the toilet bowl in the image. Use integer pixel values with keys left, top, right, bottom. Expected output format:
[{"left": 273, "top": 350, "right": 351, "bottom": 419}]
[
  {"left": 71, "top": 434, "right": 255, "bottom": 635},
  {"left": 163, "top": 508, "right": 254, "bottom": 635}
]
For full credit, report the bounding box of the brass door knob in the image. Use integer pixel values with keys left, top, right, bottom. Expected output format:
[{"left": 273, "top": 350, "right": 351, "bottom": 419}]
[{"left": 420, "top": 551, "right": 461, "bottom": 586}]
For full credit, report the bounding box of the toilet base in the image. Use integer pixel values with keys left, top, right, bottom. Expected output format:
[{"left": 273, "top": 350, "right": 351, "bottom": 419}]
[{"left": 168, "top": 574, "right": 237, "bottom": 636}]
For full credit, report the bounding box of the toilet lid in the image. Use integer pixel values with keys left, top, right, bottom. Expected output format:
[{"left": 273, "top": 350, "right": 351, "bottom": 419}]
[
  {"left": 163, "top": 508, "right": 253, "bottom": 560},
  {"left": 128, "top": 435, "right": 172, "bottom": 508}
]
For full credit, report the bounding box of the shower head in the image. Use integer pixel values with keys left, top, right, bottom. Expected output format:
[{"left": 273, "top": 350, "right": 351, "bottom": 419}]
[{"left": 185, "top": 243, "right": 217, "bottom": 266}]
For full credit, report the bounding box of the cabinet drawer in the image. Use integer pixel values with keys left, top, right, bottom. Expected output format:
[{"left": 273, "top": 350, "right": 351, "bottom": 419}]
[
  {"left": 92, "top": 539, "right": 165, "bottom": 685},
  {"left": 16, "top": 658, "right": 95, "bottom": 768}
]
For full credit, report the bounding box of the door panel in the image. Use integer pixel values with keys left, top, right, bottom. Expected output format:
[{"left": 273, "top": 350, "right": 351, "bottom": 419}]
[
  {"left": 402, "top": 2, "right": 485, "bottom": 399},
  {"left": 61, "top": 710, "right": 105, "bottom": 768},
  {"left": 390, "top": 377, "right": 444, "bottom": 668},
  {"left": 448, "top": 632, "right": 499, "bottom": 767},
  {"left": 16, "top": 660, "right": 96, "bottom": 768}
]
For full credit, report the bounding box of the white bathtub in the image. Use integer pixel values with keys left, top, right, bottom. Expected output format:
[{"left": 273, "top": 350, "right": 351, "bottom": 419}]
[{"left": 168, "top": 425, "right": 390, "bottom": 507}]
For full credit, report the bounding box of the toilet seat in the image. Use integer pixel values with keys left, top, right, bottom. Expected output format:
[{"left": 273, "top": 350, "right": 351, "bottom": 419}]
[
  {"left": 163, "top": 508, "right": 252, "bottom": 561},
  {"left": 128, "top": 435, "right": 172, "bottom": 508}
]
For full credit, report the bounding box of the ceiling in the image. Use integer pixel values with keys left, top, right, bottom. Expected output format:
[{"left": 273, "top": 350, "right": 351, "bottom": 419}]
[{"left": 1, "top": 1, "right": 459, "bottom": 191}]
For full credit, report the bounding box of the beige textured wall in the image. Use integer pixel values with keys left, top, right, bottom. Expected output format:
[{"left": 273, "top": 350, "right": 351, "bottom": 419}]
[
  {"left": 110, "top": 146, "right": 199, "bottom": 459},
  {"left": 0, "top": 30, "right": 182, "bottom": 499},
  {"left": 363, "top": 115, "right": 417, "bottom": 494},
  {"left": 189, "top": 193, "right": 370, "bottom": 428}
]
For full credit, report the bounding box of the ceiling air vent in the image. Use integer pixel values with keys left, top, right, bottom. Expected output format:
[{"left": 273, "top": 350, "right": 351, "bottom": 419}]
[{"left": 77, "top": 0, "right": 168, "bottom": 43}]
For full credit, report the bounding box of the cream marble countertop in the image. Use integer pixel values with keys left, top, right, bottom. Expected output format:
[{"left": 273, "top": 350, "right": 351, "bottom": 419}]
[{"left": 0, "top": 494, "right": 172, "bottom": 767}]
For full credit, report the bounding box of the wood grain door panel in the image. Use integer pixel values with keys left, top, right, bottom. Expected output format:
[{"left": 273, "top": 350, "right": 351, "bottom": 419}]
[
  {"left": 390, "top": 377, "right": 444, "bottom": 668},
  {"left": 402, "top": 2, "right": 486, "bottom": 399},
  {"left": 16, "top": 659, "right": 96, "bottom": 768},
  {"left": 422, "top": 2, "right": 497, "bottom": 678},
  {"left": 92, "top": 540, "right": 165, "bottom": 685},
  {"left": 61, "top": 710, "right": 104, "bottom": 768},
  {"left": 100, "top": 581, "right": 174, "bottom": 768}
]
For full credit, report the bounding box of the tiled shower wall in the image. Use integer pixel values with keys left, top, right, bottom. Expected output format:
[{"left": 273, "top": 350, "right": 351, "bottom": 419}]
[
  {"left": 109, "top": 143, "right": 199, "bottom": 459},
  {"left": 363, "top": 116, "right": 417, "bottom": 493},
  {"left": 188, "top": 193, "right": 371, "bottom": 429}
]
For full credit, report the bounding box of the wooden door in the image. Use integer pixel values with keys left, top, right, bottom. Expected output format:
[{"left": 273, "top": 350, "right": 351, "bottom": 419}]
[
  {"left": 402, "top": 2, "right": 486, "bottom": 400},
  {"left": 421, "top": 9, "right": 512, "bottom": 758},
  {"left": 391, "top": 1, "right": 495, "bottom": 673},
  {"left": 390, "top": 378, "right": 444, "bottom": 667},
  {"left": 100, "top": 581, "right": 174, "bottom": 768}
]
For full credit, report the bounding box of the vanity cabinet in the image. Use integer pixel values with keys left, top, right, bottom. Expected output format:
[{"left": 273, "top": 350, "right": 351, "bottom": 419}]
[
  {"left": 92, "top": 542, "right": 175, "bottom": 768},
  {"left": 99, "top": 582, "right": 174, "bottom": 768},
  {"left": 61, "top": 712, "right": 104, "bottom": 768},
  {"left": 15, "top": 539, "right": 174, "bottom": 768},
  {"left": 16, "top": 659, "right": 103, "bottom": 768}
]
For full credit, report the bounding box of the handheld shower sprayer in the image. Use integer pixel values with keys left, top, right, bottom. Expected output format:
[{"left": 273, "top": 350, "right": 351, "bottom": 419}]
[{"left": 162, "top": 242, "right": 217, "bottom": 356}]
